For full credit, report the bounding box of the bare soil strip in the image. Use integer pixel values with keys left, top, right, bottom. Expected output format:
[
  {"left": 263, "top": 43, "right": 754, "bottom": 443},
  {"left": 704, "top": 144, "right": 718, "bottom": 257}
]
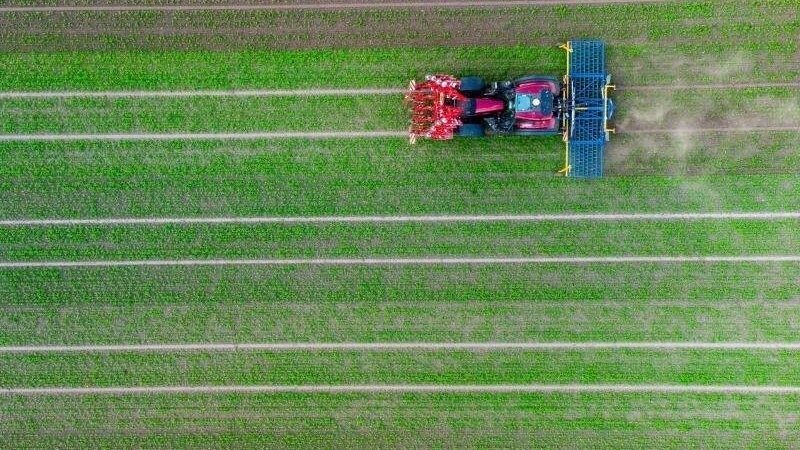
[
  {"left": 620, "top": 82, "right": 800, "bottom": 91},
  {"left": 0, "top": 1, "right": 684, "bottom": 13},
  {"left": 3, "top": 212, "right": 799, "bottom": 227},
  {"left": 2, "top": 256, "right": 799, "bottom": 269},
  {"left": 4, "top": 384, "right": 800, "bottom": 396},
  {"left": 4, "top": 342, "right": 800, "bottom": 353},
  {"left": 0, "top": 131, "right": 408, "bottom": 141},
  {"left": 0, "top": 88, "right": 405, "bottom": 99},
  {"left": 624, "top": 126, "right": 799, "bottom": 134}
]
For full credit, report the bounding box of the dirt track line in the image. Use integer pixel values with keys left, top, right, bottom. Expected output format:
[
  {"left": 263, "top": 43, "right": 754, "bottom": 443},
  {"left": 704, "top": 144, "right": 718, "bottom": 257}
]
[
  {"left": 4, "top": 384, "right": 800, "bottom": 396},
  {"left": 0, "top": 1, "right": 683, "bottom": 13},
  {"left": 4, "top": 342, "right": 800, "bottom": 353},
  {"left": 2, "top": 256, "right": 799, "bottom": 269},
  {"left": 0, "top": 131, "right": 407, "bottom": 141},
  {"left": 620, "top": 81, "right": 800, "bottom": 91},
  {"left": 0, "top": 88, "right": 405, "bottom": 99},
  {"left": 3, "top": 212, "right": 799, "bottom": 227},
  {"left": 625, "top": 126, "right": 799, "bottom": 134}
]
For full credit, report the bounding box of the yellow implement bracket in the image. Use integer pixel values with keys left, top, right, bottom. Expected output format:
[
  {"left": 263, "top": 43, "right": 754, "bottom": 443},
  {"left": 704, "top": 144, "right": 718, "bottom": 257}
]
[
  {"left": 558, "top": 42, "right": 572, "bottom": 176},
  {"left": 558, "top": 131, "right": 570, "bottom": 176},
  {"left": 603, "top": 83, "right": 616, "bottom": 133}
]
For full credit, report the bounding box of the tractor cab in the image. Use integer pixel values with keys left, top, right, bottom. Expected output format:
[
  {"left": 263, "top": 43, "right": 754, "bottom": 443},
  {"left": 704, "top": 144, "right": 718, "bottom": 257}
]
[
  {"left": 512, "top": 78, "right": 560, "bottom": 132},
  {"left": 514, "top": 92, "right": 550, "bottom": 115},
  {"left": 513, "top": 80, "right": 558, "bottom": 120}
]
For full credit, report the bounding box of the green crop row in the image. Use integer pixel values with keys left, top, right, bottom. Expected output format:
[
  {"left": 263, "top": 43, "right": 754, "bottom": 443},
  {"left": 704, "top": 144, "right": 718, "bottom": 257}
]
[
  {"left": 0, "top": 47, "right": 564, "bottom": 91},
  {"left": 4, "top": 349, "right": 800, "bottom": 387},
  {"left": 2, "top": 219, "right": 799, "bottom": 261},
  {"left": 2, "top": 262, "right": 799, "bottom": 307},
  {"left": 5, "top": 297, "right": 800, "bottom": 345},
  {"left": 2, "top": 138, "right": 799, "bottom": 218},
  {"left": 0, "top": 0, "right": 796, "bottom": 53},
  {"left": 0, "top": 42, "right": 796, "bottom": 94},
  {"left": 1, "top": 392, "right": 798, "bottom": 448},
  {"left": 0, "top": 95, "right": 408, "bottom": 134}
]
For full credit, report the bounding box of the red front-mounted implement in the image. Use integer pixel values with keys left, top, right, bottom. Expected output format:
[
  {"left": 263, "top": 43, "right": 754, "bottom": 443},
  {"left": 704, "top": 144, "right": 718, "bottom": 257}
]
[{"left": 404, "top": 75, "right": 466, "bottom": 143}]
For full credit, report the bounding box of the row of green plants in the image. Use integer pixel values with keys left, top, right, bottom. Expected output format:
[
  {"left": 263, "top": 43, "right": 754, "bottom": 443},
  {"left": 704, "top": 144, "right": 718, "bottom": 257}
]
[
  {"left": 1, "top": 41, "right": 796, "bottom": 91},
  {"left": 3, "top": 262, "right": 799, "bottom": 307},
  {"left": 5, "top": 295, "right": 797, "bottom": 345},
  {"left": 2, "top": 219, "right": 799, "bottom": 260},
  {"left": 0, "top": 0, "right": 795, "bottom": 52},
  {"left": 1, "top": 137, "right": 798, "bottom": 218},
  {"left": 3, "top": 392, "right": 791, "bottom": 448},
  {"left": 5, "top": 349, "right": 799, "bottom": 387},
  {"left": 0, "top": 94, "right": 408, "bottom": 134}
]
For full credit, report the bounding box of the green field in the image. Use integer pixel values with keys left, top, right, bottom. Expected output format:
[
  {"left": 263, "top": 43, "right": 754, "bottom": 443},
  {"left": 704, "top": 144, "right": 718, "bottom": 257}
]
[
  {"left": 5, "top": 393, "right": 797, "bottom": 448},
  {"left": 2, "top": 0, "right": 800, "bottom": 447}
]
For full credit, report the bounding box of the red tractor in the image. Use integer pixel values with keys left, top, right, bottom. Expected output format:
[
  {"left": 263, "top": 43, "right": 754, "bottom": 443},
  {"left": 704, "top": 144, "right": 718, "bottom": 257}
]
[
  {"left": 406, "top": 40, "right": 615, "bottom": 178},
  {"left": 407, "top": 73, "right": 562, "bottom": 140}
]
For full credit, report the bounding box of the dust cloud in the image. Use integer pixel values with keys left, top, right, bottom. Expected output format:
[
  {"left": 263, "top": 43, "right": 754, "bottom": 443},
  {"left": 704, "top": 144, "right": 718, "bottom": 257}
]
[{"left": 608, "top": 49, "right": 800, "bottom": 177}]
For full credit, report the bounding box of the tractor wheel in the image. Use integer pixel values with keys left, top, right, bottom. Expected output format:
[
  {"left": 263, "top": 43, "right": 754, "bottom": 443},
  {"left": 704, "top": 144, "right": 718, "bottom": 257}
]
[
  {"left": 456, "top": 123, "right": 485, "bottom": 138},
  {"left": 458, "top": 77, "right": 485, "bottom": 95},
  {"left": 514, "top": 75, "right": 559, "bottom": 86}
]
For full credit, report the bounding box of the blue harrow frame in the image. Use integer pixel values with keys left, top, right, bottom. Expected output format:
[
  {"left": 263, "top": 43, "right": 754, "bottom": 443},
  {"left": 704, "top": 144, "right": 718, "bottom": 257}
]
[{"left": 559, "top": 40, "right": 615, "bottom": 178}]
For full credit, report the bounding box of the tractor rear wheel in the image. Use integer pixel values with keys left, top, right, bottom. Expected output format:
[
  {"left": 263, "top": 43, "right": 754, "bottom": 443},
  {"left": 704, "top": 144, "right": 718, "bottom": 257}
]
[
  {"left": 456, "top": 123, "right": 485, "bottom": 137},
  {"left": 458, "top": 77, "right": 485, "bottom": 95}
]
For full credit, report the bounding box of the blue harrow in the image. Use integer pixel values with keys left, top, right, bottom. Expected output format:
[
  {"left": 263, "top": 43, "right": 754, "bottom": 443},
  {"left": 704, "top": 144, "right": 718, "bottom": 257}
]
[{"left": 559, "top": 40, "right": 616, "bottom": 178}]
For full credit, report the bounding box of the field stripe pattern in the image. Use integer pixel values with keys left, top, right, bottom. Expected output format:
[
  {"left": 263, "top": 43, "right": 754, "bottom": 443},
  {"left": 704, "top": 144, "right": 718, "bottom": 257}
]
[{"left": 3, "top": 2, "right": 800, "bottom": 445}]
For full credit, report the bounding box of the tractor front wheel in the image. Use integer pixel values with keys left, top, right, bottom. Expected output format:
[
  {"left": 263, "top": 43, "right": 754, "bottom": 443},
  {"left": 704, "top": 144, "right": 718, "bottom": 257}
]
[
  {"left": 456, "top": 123, "right": 485, "bottom": 137},
  {"left": 458, "top": 77, "right": 485, "bottom": 95}
]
